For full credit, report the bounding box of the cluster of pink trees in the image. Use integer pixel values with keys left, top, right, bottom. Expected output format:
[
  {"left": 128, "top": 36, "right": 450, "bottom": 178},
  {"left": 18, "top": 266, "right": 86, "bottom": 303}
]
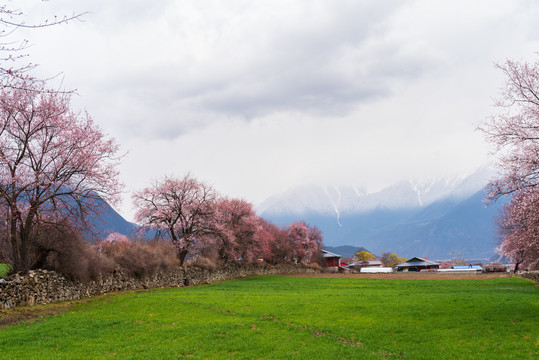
[
  {"left": 479, "top": 57, "right": 539, "bottom": 271},
  {"left": 133, "top": 174, "right": 323, "bottom": 266},
  {"left": 0, "top": 80, "right": 322, "bottom": 272}
]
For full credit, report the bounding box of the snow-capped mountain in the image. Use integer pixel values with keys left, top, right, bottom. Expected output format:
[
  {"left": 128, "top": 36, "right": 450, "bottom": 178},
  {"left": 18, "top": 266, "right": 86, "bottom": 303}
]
[
  {"left": 258, "top": 167, "right": 495, "bottom": 216},
  {"left": 257, "top": 166, "right": 504, "bottom": 260}
]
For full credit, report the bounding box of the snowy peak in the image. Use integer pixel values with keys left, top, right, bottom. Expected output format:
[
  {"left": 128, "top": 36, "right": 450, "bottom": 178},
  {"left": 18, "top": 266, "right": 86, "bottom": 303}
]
[{"left": 257, "top": 167, "right": 496, "bottom": 217}]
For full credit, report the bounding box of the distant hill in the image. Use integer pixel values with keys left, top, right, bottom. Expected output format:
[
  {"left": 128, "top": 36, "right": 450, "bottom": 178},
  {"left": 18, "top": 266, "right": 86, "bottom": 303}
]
[
  {"left": 84, "top": 197, "right": 139, "bottom": 239},
  {"left": 259, "top": 167, "right": 508, "bottom": 260}
]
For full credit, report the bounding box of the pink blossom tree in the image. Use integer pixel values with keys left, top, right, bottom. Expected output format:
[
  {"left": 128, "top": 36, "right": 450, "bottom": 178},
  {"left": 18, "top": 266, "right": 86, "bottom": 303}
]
[
  {"left": 212, "top": 198, "right": 260, "bottom": 263},
  {"left": 0, "top": 81, "right": 122, "bottom": 270},
  {"left": 266, "top": 221, "right": 291, "bottom": 264},
  {"left": 479, "top": 56, "right": 539, "bottom": 271},
  {"left": 252, "top": 218, "right": 277, "bottom": 262},
  {"left": 104, "top": 232, "right": 130, "bottom": 244},
  {"left": 286, "top": 222, "right": 322, "bottom": 264},
  {"left": 496, "top": 189, "right": 539, "bottom": 271},
  {"left": 132, "top": 174, "right": 217, "bottom": 266}
]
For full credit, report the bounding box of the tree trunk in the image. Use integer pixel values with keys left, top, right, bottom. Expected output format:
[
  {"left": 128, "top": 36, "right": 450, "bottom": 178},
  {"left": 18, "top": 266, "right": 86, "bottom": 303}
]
[
  {"left": 10, "top": 216, "right": 22, "bottom": 270},
  {"left": 513, "top": 259, "right": 521, "bottom": 273},
  {"left": 178, "top": 249, "right": 188, "bottom": 266}
]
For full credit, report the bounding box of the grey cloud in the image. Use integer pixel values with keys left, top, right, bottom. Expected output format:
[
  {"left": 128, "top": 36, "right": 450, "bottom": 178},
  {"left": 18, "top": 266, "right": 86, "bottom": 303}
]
[
  {"left": 95, "top": 0, "right": 439, "bottom": 137},
  {"left": 47, "top": 0, "right": 538, "bottom": 142}
]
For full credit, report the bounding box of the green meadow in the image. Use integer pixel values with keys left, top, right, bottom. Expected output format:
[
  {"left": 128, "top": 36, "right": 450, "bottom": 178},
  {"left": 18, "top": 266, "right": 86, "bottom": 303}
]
[{"left": 0, "top": 276, "right": 537, "bottom": 359}]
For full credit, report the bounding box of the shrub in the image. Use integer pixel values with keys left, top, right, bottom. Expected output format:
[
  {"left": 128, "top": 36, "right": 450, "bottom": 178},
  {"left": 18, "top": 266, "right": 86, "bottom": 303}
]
[
  {"left": 187, "top": 256, "right": 217, "bottom": 270},
  {"left": 0, "top": 263, "right": 13, "bottom": 277},
  {"left": 100, "top": 239, "right": 179, "bottom": 278},
  {"left": 30, "top": 224, "right": 115, "bottom": 281}
]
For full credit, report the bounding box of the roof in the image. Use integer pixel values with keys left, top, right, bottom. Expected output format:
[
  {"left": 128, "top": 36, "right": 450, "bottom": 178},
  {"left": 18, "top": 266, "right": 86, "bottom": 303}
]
[
  {"left": 396, "top": 257, "right": 440, "bottom": 268},
  {"left": 453, "top": 265, "right": 483, "bottom": 270},
  {"left": 321, "top": 249, "right": 341, "bottom": 258},
  {"left": 348, "top": 260, "right": 382, "bottom": 267},
  {"left": 363, "top": 260, "right": 382, "bottom": 266}
]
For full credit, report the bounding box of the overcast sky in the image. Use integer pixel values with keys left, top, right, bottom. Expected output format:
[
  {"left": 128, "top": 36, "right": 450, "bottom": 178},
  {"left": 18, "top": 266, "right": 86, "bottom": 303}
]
[{"left": 16, "top": 0, "right": 539, "bottom": 221}]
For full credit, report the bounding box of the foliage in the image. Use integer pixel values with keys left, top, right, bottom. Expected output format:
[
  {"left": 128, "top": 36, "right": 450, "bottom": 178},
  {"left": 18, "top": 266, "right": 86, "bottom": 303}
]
[
  {"left": 132, "top": 174, "right": 216, "bottom": 265},
  {"left": 496, "top": 190, "right": 539, "bottom": 270},
  {"left": 379, "top": 252, "right": 406, "bottom": 267},
  {"left": 264, "top": 219, "right": 292, "bottom": 264},
  {"left": 0, "top": 81, "right": 122, "bottom": 271},
  {"left": 0, "top": 262, "right": 12, "bottom": 277},
  {"left": 186, "top": 256, "right": 217, "bottom": 270},
  {"left": 0, "top": 276, "right": 537, "bottom": 359},
  {"left": 133, "top": 175, "right": 325, "bottom": 267},
  {"left": 354, "top": 250, "right": 376, "bottom": 262},
  {"left": 286, "top": 222, "right": 322, "bottom": 264},
  {"left": 29, "top": 223, "right": 115, "bottom": 282},
  {"left": 11, "top": 222, "right": 179, "bottom": 281},
  {"left": 212, "top": 198, "right": 260, "bottom": 262},
  {"left": 478, "top": 56, "right": 539, "bottom": 270},
  {"left": 103, "top": 232, "right": 130, "bottom": 244},
  {"left": 99, "top": 239, "right": 179, "bottom": 278}
]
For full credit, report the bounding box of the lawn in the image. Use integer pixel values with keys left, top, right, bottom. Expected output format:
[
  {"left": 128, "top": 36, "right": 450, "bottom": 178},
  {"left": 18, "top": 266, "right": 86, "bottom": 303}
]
[{"left": 0, "top": 276, "right": 537, "bottom": 359}]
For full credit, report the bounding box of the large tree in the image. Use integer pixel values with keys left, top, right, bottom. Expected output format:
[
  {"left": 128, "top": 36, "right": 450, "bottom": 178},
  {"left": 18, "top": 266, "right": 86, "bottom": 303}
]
[
  {"left": 379, "top": 252, "right": 406, "bottom": 267},
  {"left": 479, "top": 57, "right": 539, "bottom": 270},
  {"left": 496, "top": 189, "right": 539, "bottom": 271},
  {"left": 132, "top": 174, "right": 217, "bottom": 265},
  {"left": 212, "top": 198, "right": 260, "bottom": 263},
  {"left": 286, "top": 222, "right": 322, "bottom": 264},
  {"left": 354, "top": 250, "right": 376, "bottom": 262},
  {"left": 0, "top": 81, "right": 121, "bottom": 270}
]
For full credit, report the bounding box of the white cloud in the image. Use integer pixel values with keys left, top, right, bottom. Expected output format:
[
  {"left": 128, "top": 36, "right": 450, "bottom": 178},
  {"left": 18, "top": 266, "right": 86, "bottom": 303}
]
[{"left": 12, "top": 0, "right": 539, "bottom": 220}]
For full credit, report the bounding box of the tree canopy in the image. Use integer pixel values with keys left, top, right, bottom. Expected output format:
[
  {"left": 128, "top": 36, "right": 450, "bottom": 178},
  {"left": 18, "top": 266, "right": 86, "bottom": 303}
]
[
  {"left": 0, "top": 81, "right": 122, "bottom": 270},
  {"left": 479, "top": 56, "right": 539, "bottom": 271}
]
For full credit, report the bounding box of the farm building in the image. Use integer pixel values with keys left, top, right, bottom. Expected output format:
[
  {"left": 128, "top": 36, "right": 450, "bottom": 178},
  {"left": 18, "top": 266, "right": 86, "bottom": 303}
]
[
  {"left": 321, "top": 249, "right": 342, "bottom": 268},
  {"left": 395, "top": 257, "right": 440, "bottom": 272},
  {"left": 345, "top": 260, "right": 383, "bottom": 270}
]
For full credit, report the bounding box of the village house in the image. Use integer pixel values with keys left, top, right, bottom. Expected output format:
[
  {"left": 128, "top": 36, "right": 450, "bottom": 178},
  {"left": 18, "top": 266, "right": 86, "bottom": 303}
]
[
  {"left": 345, "top": 260, "right": 383, "bottom": 271},
  {"left": 321, "top": 249, "right": 342, "bottom": 268},
  {"left": 395, "top": 257, "right": 440, "bottom": 272}
]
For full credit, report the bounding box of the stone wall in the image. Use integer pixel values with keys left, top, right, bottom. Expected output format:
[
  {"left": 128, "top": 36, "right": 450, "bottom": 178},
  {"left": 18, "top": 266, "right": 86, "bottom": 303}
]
[
  {"left": 518, "top": 271, "right": 539, "bottom": 282},
  {"left": 0, "top": 263, "right": 319, "bottom": 309}
]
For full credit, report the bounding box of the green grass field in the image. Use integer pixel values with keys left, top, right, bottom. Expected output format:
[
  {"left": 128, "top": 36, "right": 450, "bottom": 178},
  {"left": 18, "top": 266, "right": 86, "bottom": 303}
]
[{"left": 0, "top": 276, "right": 537, "bottom": 359}]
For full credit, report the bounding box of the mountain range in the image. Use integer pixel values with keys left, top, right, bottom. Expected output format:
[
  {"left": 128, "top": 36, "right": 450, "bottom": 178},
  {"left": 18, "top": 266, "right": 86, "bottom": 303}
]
[{"left": 257, "top": 167, "right": 508, "bottom": 260}]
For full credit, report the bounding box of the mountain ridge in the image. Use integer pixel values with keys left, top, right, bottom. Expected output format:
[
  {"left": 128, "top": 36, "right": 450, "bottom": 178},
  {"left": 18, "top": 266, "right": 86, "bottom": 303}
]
[{"left": 258, "top": 167, "right": 505, "bottom": 260}]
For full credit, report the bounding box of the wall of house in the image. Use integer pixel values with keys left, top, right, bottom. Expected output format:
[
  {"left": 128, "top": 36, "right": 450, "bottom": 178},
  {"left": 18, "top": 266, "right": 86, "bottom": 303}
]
[
  {"left": 325, "top": 257, "right": 340, "bottom": 267},
  {"left": 0, "top": 263, "right": 320, "bottom": 309}
]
